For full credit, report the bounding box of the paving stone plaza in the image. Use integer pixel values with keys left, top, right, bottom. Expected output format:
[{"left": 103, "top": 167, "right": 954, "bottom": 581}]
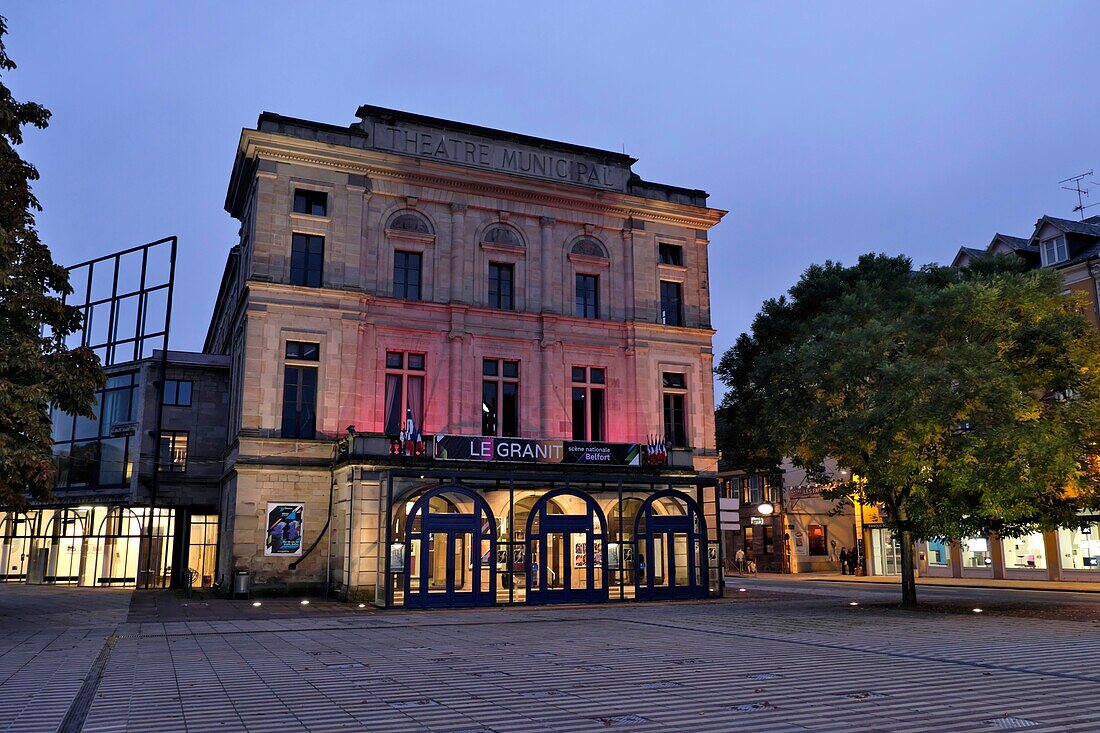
[{"left": 3, "top": 579, "right": 1100, "bottom": 732}]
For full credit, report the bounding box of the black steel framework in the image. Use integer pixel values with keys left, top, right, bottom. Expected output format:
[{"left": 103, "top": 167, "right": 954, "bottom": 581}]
[
  {"left": 379, "top": 466, "right": 722, "bottom": 608},
  {"left": 634, "top": 489, "right": 709, "bottom": 600},
  {"left": 57, "top": 236, "right": 177, "bottom": 589}
]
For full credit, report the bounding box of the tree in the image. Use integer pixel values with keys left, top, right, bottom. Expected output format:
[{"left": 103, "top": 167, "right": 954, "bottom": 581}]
[
  {"left": 0, "top": 16, "right": 103, "bottom": 508},
  {"left": 716, "top": 253, "right": 1100, "bottom": 606}
]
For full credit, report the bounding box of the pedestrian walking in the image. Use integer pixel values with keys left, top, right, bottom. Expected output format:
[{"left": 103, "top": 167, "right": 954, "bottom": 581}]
[{"left": 735, "top": 547, "right": 746, "bottom": 575}]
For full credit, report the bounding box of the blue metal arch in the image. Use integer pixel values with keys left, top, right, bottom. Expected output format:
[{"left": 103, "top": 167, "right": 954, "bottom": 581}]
[
  {"left": 524, "top": 487, "right": 609, "bottom": 605},
  {"left": 633, "top": 488, "right": 709, "bottom": 600},
  {"left": 402, "top": 483, "right": 497, "bottom": 609}
]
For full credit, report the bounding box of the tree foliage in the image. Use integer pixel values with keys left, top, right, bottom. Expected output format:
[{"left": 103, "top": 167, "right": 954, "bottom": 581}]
[
  {"left": 0, "top": 16, "right": 103, "bottom": 508},
  {"left": 717, "top": 253, "right": 1100, "bottom": 605}
]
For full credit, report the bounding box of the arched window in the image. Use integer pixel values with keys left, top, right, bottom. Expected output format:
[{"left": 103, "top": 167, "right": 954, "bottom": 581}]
[
  {"left": 387, "top": 210, "right": 433, "bottom": 235},
  {"left": 482, "top": 225, "right": 523, "bottom": 248},
  {"left": 570, "top": 237, "right": 608, "bottom": 259}
]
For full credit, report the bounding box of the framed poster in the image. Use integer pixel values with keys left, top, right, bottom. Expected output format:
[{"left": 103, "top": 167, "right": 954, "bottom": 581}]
[{"left": 265, "top": 503, "right": 304, "bottom": 556}]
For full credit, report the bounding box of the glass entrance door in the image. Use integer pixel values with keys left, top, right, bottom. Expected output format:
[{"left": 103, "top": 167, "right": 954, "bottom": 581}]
[
  {"left": 870, "top": 528, "right": 901, "bottom": 576},
  {"left": 402, "top": 484, "right": 497, "bottom": 603},
  {"left": 525, "top": 489, "right": 608, "bottom": 605},
  {"left": 635, "top": 491, "right": 709, "bottom": 601}
]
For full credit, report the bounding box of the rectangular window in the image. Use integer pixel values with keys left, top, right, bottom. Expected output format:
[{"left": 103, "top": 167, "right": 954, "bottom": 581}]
[
  {"left": 163, "top": 379, "right": 192, "bottom": 407},
  {"left": 290, "top": 233, "right": 324, "bottom": 287},
  {"left": 282, "top": 342, "right": 319, "bottom": 439},
  {"left": 571, "top": 366, "right": 605, "bottom": 441},
  {"left": 384, "top": 350, "right": 425, "bottom": 435},
  {"left": 808, "top": 524, "right": 827, "bottom": 556},
  {"left": 158, "top": 431, "right": 188, "bottom": 472},
  {"left": 764, "top": 525, "right": 775, "bottom": 554},
  {"left": 488, "top": 262, "right": 514, "bottom": 310},
  {"left": 660, "top": 280, "right": 683, "bottom": 326},
  {"left": 393, "top": 250, "right": 422, "bottom": 300},
  {"left": 662, "top": 372, "right": 688, "bottom": 447},
  {"left": 51, "top": 371, "right": 140, "bottom": 489},
  {"left": 293, "top": 189, "right": 328, "bottom": 217},
  {"left": 658, "top": 243, "right": 684, "bottom": 266},
  {"left": 575, "top": 274, "right": 599, "bottom": 319},
  {"left": 482, "top": 358, "right": 519, "bottom": 437},
  {"left": 1040, "top": 235, "right": 1068, "bottom": 266}
]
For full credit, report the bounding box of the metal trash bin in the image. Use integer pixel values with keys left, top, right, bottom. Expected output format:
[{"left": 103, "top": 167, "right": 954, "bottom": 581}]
[{"left": 232, "top": 570, "right": 250, "bottom": 598}]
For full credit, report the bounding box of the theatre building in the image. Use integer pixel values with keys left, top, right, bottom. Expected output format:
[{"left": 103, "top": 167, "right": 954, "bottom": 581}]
[{"left": 204, "top": 105, "right": 727, "bottom": 606}]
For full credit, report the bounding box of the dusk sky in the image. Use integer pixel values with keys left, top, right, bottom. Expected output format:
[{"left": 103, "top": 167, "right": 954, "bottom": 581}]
[{"left": 6, "top": 2, "right": 1100, "bottom": 391}]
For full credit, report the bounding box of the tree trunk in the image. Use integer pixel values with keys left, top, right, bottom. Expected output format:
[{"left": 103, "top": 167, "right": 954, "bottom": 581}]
[{"left": 898, "top": 529, "right": 917, "bottom": 607}]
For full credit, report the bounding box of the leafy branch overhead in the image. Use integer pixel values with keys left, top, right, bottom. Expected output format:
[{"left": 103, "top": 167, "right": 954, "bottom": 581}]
[
  {"left": 0, "top": 15, "right": 104, "bottom": 508},
  {"left": 717, "top": 252, "right": 1100, "bottom": 603}
]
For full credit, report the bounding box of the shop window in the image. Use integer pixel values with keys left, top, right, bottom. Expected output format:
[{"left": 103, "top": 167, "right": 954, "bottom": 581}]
[
  {"left": 1058, "top": 520, "right": 1100, "bottom": 570},
  {"left": 763, "top": 525, "right": 775, "bottom": 554},
  {"left": 661, "top": 372, "right": 688, "bottom": 447},
  {"left": 488, "top": 262, "right": 514, "bottom": 310},
  {"left": 742, "top": 526, "right": 755, "bottom": 557},
  {"left": 926, "top": 539, "right": 950, "bottom": 566},
  {"left": 658, "top": 243, "right": 684, "bottom": 266},
  {"left": 163, "top": 379, "right": 192, "bottom": 407},
  {"left": 570, "top": 366, "right": 605, "bottom": 441},
  {"left": 187, "top": 514, "right": 218, "bottom": 588},
  {"left": 384, "top": 351, "right": 425, "bottom": 436},
  {"left": 290, "top": 233, "right": 324, "bottom": 287},
  {"left": 158, "top": 431, "right": 188, "bottom": 472},
  {"left": 961, "top": 537, "right": 992, "bottom": 568},
  {"left": 576, "top": 274, "right": 599, "bottom": 319},
  {"left": 282, "top": 342, "right": 319, "bottom": 439},
  {"left": 482, "top": 358, "right": 519, "bottom": 437},
  {"left": 293, "top": 189, "right": 327, "bottom": 217},
  {"left": 393, "top": 250, "right": 422, "bottom": 300},
  {"left": 808, "top": 524, "right": 827, "bottom": 555},
  {"left": 660, "top": 280, "right": 683, "bottom": 326},
  {"left": 1003, "top": 533, "right": 1047, "bottom": 569}
]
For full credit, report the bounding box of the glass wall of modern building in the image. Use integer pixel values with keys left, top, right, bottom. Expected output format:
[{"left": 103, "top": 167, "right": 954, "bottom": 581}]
[{"left": 380, "top": 472, "right": 718, "bottom": 609}]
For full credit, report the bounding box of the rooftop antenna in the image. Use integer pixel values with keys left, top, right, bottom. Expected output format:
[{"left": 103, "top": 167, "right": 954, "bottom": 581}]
[{"left": 1059, "top": 170, "right": 1097, "bottom": 220}]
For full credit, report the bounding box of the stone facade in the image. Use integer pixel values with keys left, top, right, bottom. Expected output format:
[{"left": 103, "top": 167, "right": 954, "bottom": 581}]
[{"left": 205, "top": 105, "right": 726, "bottom": 598}]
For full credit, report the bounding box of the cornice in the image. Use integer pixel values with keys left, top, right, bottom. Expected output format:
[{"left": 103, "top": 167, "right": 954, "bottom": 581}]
[{"left": 241, "top": 133, "right": 725, "bottom": 230}]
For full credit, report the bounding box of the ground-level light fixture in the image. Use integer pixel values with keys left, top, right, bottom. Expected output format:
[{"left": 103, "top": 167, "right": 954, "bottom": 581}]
[
  {"left": 301, "top": 600, "right": 310, "bottom": 606},
  {"left": 252, "top": 601, "right": 261, "bottom": 607},
  {"left": 738, "top": 587, "right": 747, "bottom": 592},
  {"left": 849, "top": 601, "right": 859, "bottom": 606},
  {"left": 973, "top": 608, "right": 984, "bottom": 613},
  {"left": 358, "top": 603, "right": 366, "bottom": 608},
  {"left": 757, "top": 503, "right": 775, "bottom": 516}
]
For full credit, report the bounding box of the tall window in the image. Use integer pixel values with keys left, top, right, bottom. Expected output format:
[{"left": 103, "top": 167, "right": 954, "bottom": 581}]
[
  {"left": 488, "top": 262, "right": 514, "bottom": 310},
  {"left": 662, "top": 372, "right": 688, "bottom": 447},
  {"left": 482, "top": 359, "right": 519, "bottom": 437},
  {"left": 576, "top": 274, "right": 598, "bottom": 319},
  {"left": 658, "top": 243, "right": 684, "bottom": 266},
  {"left": 290, "top": 233, "right": 324, "bottom": 287},
  {"left": 660, "top": 281, "right": 683, "bottom": 326},
  {"left": 1040, "top": 235, "right": 1068, "bottom": 266},
  {"left": 741, "top": 476, "right": 764, "bottom": 505},
  {"left": 393, "top": 250, "right": 422, "bottom": 300},
  {"left": 163, "top": 379, "right": 192, "bottom": 407},
  {"left": 571, "top": 366, "right": 605, "bottom": 441},
  {"left": 384, "top": 351, "right": 425, "bottom": 435},
  {"left": 158, "top": 431, "right": 188, "bottom": 472},
  {"left": 282, "top": 341, "right": 319, "bottom": 439},
  {"left": 293, "top": 189, "right": 327, "bottom": 217}
]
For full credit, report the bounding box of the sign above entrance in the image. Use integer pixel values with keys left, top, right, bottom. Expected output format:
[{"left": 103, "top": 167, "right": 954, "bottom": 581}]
[{"left": 434, "top": 435, "right": 666, "bottom": 467}]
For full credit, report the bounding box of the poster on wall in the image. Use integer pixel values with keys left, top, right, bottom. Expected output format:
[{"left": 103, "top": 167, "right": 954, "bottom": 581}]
[{"left": 265, "top": 503, "right": 304, "bottom": 556}]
